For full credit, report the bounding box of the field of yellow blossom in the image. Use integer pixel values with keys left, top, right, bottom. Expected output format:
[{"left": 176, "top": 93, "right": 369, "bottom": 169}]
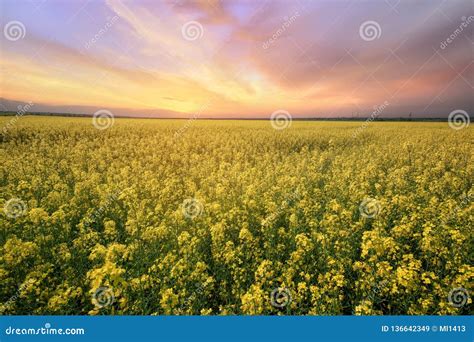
[{"left": 0, "top": 116, "right": 472, "bottom": 315}]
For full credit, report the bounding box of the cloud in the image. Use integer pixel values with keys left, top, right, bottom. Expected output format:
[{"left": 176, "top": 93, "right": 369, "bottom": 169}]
[{"left": 1, "top": 0, "right": 472, "bottom": 117}]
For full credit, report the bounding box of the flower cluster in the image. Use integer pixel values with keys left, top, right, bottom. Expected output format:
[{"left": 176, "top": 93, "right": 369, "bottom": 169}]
[{"left": 0, "top": 117, "right": 472, "bottom": 314}]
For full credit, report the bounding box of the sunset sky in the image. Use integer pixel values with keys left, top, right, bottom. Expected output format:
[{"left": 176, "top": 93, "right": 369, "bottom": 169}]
[{"left": 0, "top": 0, "right": 473, "bottom": 118}]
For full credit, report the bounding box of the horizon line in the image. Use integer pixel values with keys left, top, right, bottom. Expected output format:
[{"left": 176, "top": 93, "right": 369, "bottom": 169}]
[{"left": 0, "top": 111, "right": 467, "bottom": 122}]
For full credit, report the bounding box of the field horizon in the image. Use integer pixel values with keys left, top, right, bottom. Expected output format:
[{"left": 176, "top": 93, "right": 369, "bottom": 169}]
[{"left": 0, "top": 112, "right": 468, "bottom": 122}]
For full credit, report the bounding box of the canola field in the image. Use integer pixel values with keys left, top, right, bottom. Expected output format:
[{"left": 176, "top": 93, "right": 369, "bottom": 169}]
[{"left": 0, "top": 116, "right": 472, "bottom": 315}]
